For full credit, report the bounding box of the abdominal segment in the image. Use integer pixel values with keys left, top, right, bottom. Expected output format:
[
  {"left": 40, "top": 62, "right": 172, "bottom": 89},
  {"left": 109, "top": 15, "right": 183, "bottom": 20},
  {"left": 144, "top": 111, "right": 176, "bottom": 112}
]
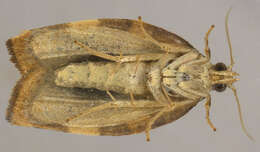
[{"left": 55, "top": 61, "right": 151, "bottom": 95}]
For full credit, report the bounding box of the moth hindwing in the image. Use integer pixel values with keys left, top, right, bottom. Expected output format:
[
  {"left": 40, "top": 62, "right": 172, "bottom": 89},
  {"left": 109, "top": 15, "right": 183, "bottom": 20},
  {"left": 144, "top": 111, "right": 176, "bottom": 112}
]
[{"left": 6, "top": 14, "right": 252, "bottom": 141}]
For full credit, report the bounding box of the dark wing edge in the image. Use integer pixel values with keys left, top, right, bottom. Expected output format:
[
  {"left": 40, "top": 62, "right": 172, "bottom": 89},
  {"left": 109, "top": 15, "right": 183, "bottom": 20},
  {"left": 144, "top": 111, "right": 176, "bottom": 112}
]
[
  {"left": 97, "top": 18, "right": 194, "bottom": 49},
  {"left": 6, "top": 31, "right": 40, "bottom": 75},
  {"left": 5, "top": 68, "right": 46, "bottom": 125},
  {"left": 6, "top": 31, "right": 40, "bottom": 123}
]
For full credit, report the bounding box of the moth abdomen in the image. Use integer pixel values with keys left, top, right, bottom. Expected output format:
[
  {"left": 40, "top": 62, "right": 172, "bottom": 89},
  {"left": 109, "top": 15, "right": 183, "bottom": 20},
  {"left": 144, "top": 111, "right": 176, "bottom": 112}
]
[{"left": 55, "top": 61, "right": 151, "bottom": 95}]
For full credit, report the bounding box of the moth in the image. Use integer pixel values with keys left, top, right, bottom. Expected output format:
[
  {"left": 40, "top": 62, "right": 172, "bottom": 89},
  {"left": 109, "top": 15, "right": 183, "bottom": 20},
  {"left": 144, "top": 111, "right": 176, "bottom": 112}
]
[{"left": 6, "top": 10, "right": 252, "bottom": 141}]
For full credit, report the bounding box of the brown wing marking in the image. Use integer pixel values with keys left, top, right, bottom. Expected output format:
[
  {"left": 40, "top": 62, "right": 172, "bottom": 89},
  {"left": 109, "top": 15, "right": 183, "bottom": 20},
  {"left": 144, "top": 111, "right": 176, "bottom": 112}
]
[{"left": 98, "top": 18, "right": 194, "bottom": 51}]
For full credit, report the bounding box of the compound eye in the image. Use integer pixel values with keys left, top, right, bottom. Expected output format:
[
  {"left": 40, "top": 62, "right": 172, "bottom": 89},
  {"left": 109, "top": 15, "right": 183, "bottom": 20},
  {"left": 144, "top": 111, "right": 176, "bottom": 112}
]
[
  {"left": 213, "top": 84, "right": 227, "bottom": 92},
  {"left": 214, "top": 62, "right": 227, "bottom": 71}
]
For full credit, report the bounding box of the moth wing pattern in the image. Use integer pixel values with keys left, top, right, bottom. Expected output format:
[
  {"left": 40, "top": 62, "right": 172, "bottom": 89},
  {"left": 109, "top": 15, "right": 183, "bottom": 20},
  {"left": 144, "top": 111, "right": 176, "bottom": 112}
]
[
  {"left": 30, "top": 98, "right": 197, "bottom": 135},
  {"left": 6, "top": 18, "right": 198, "bottom": 135},
  {"left": 7, "top": 18, "right": 195, "bottom": 74}
]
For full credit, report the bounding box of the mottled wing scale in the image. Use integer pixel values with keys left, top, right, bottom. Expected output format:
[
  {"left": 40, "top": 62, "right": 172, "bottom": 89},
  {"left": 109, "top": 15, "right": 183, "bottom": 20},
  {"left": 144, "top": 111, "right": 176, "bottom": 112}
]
[{"left": 6, "top": 19, "right": 197, "bottom": 135}]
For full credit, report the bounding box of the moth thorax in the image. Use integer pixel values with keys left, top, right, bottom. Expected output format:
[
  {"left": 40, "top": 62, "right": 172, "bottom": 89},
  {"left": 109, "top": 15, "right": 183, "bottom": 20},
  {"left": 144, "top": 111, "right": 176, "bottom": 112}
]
[{"left": 162, "top": 68, "right": 192, "bottom": 91}]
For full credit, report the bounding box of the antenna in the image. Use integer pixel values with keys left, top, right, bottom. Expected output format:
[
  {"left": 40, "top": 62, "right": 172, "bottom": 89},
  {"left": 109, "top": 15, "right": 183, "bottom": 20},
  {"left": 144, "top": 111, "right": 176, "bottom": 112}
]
[
  {"left": 225, "top": 8, "right": 254, "bottom": 141},
  {"left": 226, "top": 8, "right": 235, "bottom": 70}
]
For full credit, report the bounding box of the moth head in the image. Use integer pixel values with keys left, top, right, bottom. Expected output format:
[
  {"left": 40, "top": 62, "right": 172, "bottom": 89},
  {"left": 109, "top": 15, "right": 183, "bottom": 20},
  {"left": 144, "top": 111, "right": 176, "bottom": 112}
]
[{"left": 210, "top": 62, "right": 239, "bottom": 92}]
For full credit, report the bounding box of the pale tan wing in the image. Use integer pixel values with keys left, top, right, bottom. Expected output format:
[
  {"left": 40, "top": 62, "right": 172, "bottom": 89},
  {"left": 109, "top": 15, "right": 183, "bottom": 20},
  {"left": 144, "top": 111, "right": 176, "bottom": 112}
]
[
  {"left": 64, "top": 100, "right": 198, "bottom": 136},
  {"left": 6, "top": 68, "right": 198, "bottom": 135},
  {"left": 6, "top": 18, "right": 194, "bottom": 75},
  {"left": 18, "top": 75, "right": 199, "bottom": 135}
]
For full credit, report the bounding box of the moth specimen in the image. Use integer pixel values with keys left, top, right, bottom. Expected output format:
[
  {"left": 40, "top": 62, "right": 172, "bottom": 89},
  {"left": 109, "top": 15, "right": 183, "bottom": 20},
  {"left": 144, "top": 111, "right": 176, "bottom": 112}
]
[{"left": 6, "top": 11, "right": 252, "bottom": 141}]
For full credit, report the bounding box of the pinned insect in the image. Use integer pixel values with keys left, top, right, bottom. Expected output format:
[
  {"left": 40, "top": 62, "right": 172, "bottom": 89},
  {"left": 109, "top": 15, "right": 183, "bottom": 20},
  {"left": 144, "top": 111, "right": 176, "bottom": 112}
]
[{"left": 6, "top": 10, "right": 252, "bottom": 141}]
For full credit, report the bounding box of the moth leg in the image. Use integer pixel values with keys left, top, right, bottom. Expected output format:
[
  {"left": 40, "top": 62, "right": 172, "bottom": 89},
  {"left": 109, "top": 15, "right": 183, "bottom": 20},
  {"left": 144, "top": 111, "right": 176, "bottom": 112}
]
[
  {"left": 138, "top": 16, "right": 161, "bottom": 47},
  {"left": 106, "top": 90, "right": 116, "bottom": 102},
  {"left": 169, "top": 85, "right": 199, "bottom": 101},
  {"left": 74, "top": 40, "right": 119, "bottom": 62},
  {"left": 204, "top": 25, "right": 215, "bottom": 60},
  {"left": 185, "top": 25, "right": 214, "bottom": 65},
  {"left": 105, "top": 52, "right": 123, "bottom": 99},
  {"left": 161, "top": 86, "right": 173, "bottom": 105},
  {"left": 204, "top": 96, "right": 217, "bottom": 131},
  {"left": 65, "top": 102, "right": 116, "bottom": 123},
  {"left": 145, "top": 104, "right": 175, "bottom": 141},
  {"left": 137, "top": 16, "right": 167, "bottom": 53},
  {"left": 75, "top": 40, "right": 162, "bottom": 63},
  {"left": 106, "top": 61, "right": 121, "bottom": 85},
  {"left": 129, "top": 92, "right": 136, "bottom": 106},
  {"left": 66, "top": 101, "right": 154, "bottom": 123},
  {"left": 184, "top": 57, "right": 209, "bottom": 65},
  {"left": 134, "top": 55, "right": 141, "bottom": 74},
  {"left": 138, "top": 16, "right": 184, "bottom": 54}
]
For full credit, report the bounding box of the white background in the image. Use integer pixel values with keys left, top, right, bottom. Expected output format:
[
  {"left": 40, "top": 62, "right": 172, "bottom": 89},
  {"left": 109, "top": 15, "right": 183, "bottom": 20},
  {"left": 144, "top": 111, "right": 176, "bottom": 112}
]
[{"left": 0, "top": 0, "right": 259, "bottom": 152}]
